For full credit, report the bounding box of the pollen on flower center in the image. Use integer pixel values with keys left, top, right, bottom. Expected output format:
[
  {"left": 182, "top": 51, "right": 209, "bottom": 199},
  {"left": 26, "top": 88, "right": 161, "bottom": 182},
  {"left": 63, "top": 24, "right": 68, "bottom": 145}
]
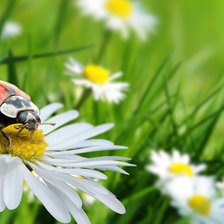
[
  {"left": 105, "top": 0, "right": 133, "bottom": 18},
  {"left": 0, "top": 124, "right": 48, "bottom": 161},
  {"left": 83, "top": 64, "right": 109, "bottom": 84},
  {"left": 169, "top": 163, "right": 193, "bottom": 176},
  {"left": 188, "top": 194, "right": 211, "bottom": 215}
]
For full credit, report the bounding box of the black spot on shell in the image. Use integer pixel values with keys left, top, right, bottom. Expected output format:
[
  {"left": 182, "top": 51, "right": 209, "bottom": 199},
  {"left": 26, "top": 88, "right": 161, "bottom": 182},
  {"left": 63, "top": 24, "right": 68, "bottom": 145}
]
[
  {"left": 20, "top": 98, "right": 31, "bottom": 107},
  {"left": 4, "top": 96, "right": 32, "bottom": 108}
]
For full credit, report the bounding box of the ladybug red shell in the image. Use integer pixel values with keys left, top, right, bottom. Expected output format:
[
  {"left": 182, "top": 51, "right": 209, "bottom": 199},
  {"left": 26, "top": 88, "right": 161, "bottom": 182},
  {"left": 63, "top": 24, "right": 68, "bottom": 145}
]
[
  {"left": 0, "top": 81, "right": 39, "bottom": 118},
  {"left": 0, "top": 81, "right": 41, "bottom": 151},
  {"left": 0, "top": 80, "right": 31, "bottom": 104}
]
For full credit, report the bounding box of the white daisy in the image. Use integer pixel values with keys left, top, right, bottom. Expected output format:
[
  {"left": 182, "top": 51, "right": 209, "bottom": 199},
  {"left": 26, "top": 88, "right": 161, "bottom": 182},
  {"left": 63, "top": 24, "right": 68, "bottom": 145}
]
[
  {"left": 65, "top": 57, "right": 129, "bottom": 103},
  {"left": 166, "top": 176, "right": 224, "bottom": 224},
  {"left": 146, "top": 150, "right": 206, "bottom": 191},
  {"left": 1, "top": 21, "right": 22, "bottom": 40},
  {"left": 0, "top": 103, "right": 134, "bottom": 224},
  {"left": 76, "top": 0, "right": 157, "bottom": 41}
]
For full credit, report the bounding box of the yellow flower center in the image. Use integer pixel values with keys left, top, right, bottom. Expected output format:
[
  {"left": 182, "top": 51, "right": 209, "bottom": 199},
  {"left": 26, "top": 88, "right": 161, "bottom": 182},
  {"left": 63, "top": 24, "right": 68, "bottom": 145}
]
[
  {"left": 105, "top": 0, "right": 133, "bottom": 18},
  {"left": 169, "top": 163, "right": 193, "bottom": 176},
  {"left": 83, "top": 64, "right": 109, "bottom": 85},
  {"left": 188, "top": 194, "right": 211, "bottom": 215},
  {"left": 0, "top": 124, "right": 48, "bottom": 161}
]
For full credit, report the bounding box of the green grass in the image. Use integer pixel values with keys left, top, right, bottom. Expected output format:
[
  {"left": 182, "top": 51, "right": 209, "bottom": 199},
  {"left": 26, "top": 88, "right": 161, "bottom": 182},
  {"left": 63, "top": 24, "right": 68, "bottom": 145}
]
[{"left": 0, "top": 0, "right": 224, "bottom": 223}]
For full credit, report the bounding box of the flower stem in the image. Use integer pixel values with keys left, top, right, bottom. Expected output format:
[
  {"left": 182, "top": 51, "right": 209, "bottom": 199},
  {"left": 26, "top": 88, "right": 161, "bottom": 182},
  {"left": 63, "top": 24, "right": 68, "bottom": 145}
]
[
  {"left": 75, "top": 88, "right": 92, "bottom": 110},
  {"left": 95, "top": 29, "right": 112, "bottom": 64},
  {"left": 74, "top": 29, "right": 112, "bottom": 110}
]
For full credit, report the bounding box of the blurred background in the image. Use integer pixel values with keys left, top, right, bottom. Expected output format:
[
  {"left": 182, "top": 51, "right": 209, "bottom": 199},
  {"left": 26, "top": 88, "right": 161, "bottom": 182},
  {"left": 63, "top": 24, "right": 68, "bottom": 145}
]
[{"left": 0, "top": 0, "right": 224, "bottom": 223}]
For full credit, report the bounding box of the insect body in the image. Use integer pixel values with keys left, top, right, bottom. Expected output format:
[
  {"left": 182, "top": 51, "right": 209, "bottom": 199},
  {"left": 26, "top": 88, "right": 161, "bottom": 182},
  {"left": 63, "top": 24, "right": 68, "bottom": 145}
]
[{"left": 0, "top": 81, "right": 54, "bottom": 151}]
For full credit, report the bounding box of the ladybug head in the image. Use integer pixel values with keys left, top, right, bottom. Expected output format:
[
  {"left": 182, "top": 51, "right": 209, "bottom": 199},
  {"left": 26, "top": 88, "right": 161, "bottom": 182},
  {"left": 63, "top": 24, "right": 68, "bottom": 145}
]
[
  {"left": 15, "top": 111, "right": 55, "bottom": 140},
  {"left": 17, "top": 111, "right": 41, "bottom": 131}
]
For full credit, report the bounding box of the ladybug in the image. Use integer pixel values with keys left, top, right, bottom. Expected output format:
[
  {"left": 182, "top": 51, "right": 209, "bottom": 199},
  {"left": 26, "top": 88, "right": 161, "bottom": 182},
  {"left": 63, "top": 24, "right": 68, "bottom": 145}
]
[{"left": 0, "top": 81, "right": 54, "bottom": 151}]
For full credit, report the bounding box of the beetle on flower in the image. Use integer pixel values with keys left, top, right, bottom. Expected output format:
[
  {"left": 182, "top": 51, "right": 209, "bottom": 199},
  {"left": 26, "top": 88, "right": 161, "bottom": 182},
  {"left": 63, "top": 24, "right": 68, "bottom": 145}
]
[{"left": 0, "top": 103, "right": 134, "bottom": 224}]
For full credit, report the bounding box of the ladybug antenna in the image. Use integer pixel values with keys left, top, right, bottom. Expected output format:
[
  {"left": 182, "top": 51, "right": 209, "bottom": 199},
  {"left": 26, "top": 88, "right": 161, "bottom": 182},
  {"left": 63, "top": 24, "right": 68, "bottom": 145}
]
[{"left": 36, "top": 122, "right": 56, "bottom": 126}]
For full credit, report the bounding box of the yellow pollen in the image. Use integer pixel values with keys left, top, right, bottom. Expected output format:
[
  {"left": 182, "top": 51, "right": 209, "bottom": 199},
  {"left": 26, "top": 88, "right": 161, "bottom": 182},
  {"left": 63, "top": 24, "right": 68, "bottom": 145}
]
[
  {"left": 188, "top": 194, "right": 211, "bottom": 215},
  {"left": 169, "top": 163, "right": 193, "bottom": 176},
  {"left": 0, "top": 124, "right": 48, "bottom": 161},
  {"left": 83, "top": 65, "right": 109, "bottom": 85},
  {"left": 105, "top": 0, "right": 133, "bottom": 18}
]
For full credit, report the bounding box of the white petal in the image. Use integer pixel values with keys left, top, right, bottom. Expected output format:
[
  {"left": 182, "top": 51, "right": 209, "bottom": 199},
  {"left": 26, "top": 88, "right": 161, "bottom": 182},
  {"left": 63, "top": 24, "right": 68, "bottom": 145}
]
[
  {"left": 42, "top": 156, "right": 130, "bottom": 164},
  {"left": 109, "top": 72, "right": 123, "bottom": 81},
  {"left": 97, "top": 166, "right": 129, "bottom": 175},
  {"left": 73, "top": 139, "right": 114, "bottom": 147},
  {"left": 31, "top": 168, "right": 125, "bottom": 214},
  {"left": 47, "top": 124, "right": 114, "bottom": 151},
  {"left": 65, "top": 57, "right": 84, "bottom": 74},
  {"left": 92, "top": 191, "right": 125, "bottom": 214},
  {"left": 1, "top": 22, "right": 22, "bottom": 40},
  {"left": 45, "top": 123, "right": 93, "bottom": 146},
  {"left": 20, "top": 163, "right": 71, "bottom": 223},
  {"left": 41, "top": 110, "right": 79, "bottom": 134},
  {"left": 42, "top": 159, "right": 133, "bottom": 168},
  {"left": 31, "top": 165, "right": 82, "bottom": 208},
  {"left": 47, "top": 145, "right": 127, "bottom": 154},
  {"left": 63, "top": 196, "right": 91, "bottom": 224},
  {"left": 0, "top": 163, "right": 6, "bottom": 212},
  {"left": 32, "top": 161, "right": 107, "bottom": 180},
  {"left": 193, "top": 164, "right": 206, "bottom": 173},
  {"left": 3, "top": 161, "right": 23, "bottom": 210},
  {"left": 48, "top": 183, "right": 91, "bottom": 224},
  {"left": 40, "top": 103, "right": 63, "bottom": 122}
]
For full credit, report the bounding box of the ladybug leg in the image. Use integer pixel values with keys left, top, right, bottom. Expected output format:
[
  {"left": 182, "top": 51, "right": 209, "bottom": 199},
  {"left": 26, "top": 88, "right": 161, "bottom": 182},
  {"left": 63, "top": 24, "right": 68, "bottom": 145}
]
[
  {"left": 30, "top": 131, "right": 35, "bottom": 141},
  {"left": 16, "top": 127, "right": 25, "bottom": 137},
  {"left": 0, "top": 130, "right": 11, "bottom": 153}
]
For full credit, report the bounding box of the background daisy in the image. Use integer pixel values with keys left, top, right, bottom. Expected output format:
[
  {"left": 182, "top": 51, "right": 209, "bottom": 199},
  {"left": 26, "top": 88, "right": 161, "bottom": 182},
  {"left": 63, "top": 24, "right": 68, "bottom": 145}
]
[
  {"left": 146, "top": 150, "right": 206, "bottom": 192},
  {"left": 76, "top": 0, "right": 157, "bottom": 40},
  {"left": 65, "top": 57, "right": 129, "bottom": 103},
  {"left": 166, "top": 176, "right": 224, "bottom": 224},
  {"left": 0, "top": 21, "right": 22, "bottom": 40}
]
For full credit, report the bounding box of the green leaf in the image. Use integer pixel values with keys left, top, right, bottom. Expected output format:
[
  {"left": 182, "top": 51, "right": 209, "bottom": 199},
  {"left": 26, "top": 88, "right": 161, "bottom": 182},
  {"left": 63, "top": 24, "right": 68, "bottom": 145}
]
[{"left": 0, "top": 45, "right": 94, "bottom": 65}]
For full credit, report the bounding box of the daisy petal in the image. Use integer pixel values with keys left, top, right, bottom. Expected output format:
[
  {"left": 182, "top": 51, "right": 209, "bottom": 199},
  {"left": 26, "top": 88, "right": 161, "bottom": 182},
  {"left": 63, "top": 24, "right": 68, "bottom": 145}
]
[
  {"left": 31, "top": 161, "right": 107, "bottom": 180},
  {"left": 32, "top": 166, "right": 83, "bottom": 208},
  {"left": 0, "top": 163, "right": 6, "bottom": 212},
  {"left": 41, "top": 110, "right": 79, "bottom": 134},
  {"left": 3, "top": 161, "right": 23, "bottom": 210},
  {"left": 47, "top": 123, "right": 114, "bottom": 150},
  {"left": 109, "top": 72, "right": 123, "bottom": 81},
  {"left": 45, "top": 123, "right": 93, "bottom": 146},
  {"left": 48, "top": 183, "right": 91, "bottom": 224},
  {"left": 20, "top": 163, "right": 71, "bottom": 223},
  {"left": 65, "top": 57, "right": 84, "bottom": 74},
  {"left": 40, "top": 103, "right": 63, "bottom": 122}
]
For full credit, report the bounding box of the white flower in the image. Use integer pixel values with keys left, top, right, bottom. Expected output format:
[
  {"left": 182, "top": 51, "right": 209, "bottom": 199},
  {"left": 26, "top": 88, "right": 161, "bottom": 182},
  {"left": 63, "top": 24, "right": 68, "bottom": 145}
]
[
  {"left": 166, "top": 176, "right": 224, "bottom": 224},
  {"left": 146, "top": 150, "right": 206, "bottom": 192},
  {"left": 65, "top": 57, "right": 129, "bottom": 103},
  {"left": 0, "top": 103, "right": 134, "bottom": 224},
  {"left": 76, "top": 0, "right": 157, "bottom": 41},
  {"left": 1, "top": 22, "right": 22, "bottom": 40}
]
